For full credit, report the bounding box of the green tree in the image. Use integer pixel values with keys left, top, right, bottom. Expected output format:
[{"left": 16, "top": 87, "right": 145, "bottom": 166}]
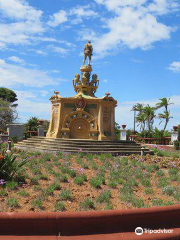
[
  {"left": 0, "top": 99, "right": 18, "bottom": 129},
  {"left": 25, "top": 117, "right": 39, "bottom": 131},
  {"left": 155, "top": 98, "right": 173, "bottom": 131},
  {"left": 115, "top": 122, "right": 120, "bottom": 140},
  {"left": 0, "top": 88, "right": 18, "bottom": 106}
]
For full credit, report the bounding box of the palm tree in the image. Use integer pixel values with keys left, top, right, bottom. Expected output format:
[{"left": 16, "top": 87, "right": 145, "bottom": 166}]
[
  {"left": 132, "top": 103, "right": 144, "bottom": 112},
  {"left": 155, "top": 98, "right": 173, "bottom": 111},
  {"left": 136, "top": 113, "right": 146, "bottom": 131},
  {"left": 143, "top": 105, "right": 156, "bottom": 131},
  {"left": 155, "top": 98, "right": 173, "bottom": 131},
  {"left": 158, "top": 111, "right": 173, "bottom": 131},
  {"left": 131, "top": 103, "right": 144, "bottom": 132}
]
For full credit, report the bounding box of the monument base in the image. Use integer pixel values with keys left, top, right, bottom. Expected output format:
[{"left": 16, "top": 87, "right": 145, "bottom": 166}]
[{"left": 46, "top": 93, "right": 117, "bottom": 141}]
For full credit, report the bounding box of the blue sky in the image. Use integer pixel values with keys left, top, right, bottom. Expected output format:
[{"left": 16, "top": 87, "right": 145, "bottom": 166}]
[{"left": 0, "top": 0, "right": 180, "bottom": 130}]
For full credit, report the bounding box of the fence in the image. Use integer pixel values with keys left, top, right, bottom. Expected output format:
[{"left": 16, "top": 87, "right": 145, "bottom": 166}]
[{"left": 129, "top": 135, "right": 171, "bottom": 145}]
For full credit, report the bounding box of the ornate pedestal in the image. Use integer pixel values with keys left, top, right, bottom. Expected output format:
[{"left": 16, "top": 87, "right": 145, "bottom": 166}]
[{"left": 47, "top": 61, "right": 117, "bottom": 140}]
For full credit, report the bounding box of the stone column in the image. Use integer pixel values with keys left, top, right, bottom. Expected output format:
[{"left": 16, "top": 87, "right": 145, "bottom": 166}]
[
  {"left": 98, "top": 104, "right": 103, "bottom": 140},
  {"left": 110, "top": 105, "right": 116, "bottom": 139},
  {"left": 171, "top": 131, "right": 179, "bottom": 144},
  {"left": 38, "top": 125, "right": 44, "bottom": 137},
  {"left": 120, "top": 129, "right": 127, "bottom": 141}
]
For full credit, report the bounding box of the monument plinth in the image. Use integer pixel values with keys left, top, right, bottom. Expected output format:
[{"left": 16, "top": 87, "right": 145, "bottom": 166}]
[{"left": 46, "top": 41, "right": 117, "bottom": 140}]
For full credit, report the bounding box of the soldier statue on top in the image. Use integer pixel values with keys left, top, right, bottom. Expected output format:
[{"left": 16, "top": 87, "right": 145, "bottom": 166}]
[{"left": 83, "top": 40, "right": 93, "bottom": 66}]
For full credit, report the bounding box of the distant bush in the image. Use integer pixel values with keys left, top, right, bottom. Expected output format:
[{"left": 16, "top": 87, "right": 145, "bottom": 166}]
[{"left": 174, "top": 141, "right": 179, "bottom": 150}]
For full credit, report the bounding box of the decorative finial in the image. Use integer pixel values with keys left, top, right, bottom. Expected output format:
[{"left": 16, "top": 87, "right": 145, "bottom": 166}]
[
  {"left": 105, "top": 92, "right": 110, "bottom": 97},
  {"left": 83, "top": 40, "right": 93, "bottom": 66},
  {"left": 54, "top": 91, "right": 59, "bottom": 98}
]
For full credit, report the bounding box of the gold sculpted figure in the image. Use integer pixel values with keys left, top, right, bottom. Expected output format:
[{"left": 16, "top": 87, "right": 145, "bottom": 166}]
[
  {"left": 83, "top": 40, "right": 93, "bottom": 65},
  {"left": 73, "top": 74, "right": 81, "bottom": 85}
]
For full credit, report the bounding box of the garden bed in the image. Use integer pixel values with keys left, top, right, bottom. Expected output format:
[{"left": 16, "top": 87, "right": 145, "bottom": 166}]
[{"left": 0, "top": 149, "right": 180, "bottom": 212}]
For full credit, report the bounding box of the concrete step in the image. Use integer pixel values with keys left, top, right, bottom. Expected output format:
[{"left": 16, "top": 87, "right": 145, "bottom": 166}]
[
  {"left": 23, "top": 137, "right": 139, "bottom": 145},
  {"left": 16, "top": 146, "right": 151, "bottom": 155},
  {"left": 15, "top": 137, "right": 152, "bottom": 155},
  {"left": 16, "top": 142, "right": 142, "bottom": 149}
]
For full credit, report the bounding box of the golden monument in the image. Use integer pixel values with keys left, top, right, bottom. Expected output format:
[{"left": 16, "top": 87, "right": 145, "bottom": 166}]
[{"left": 46, "top": 41, "right": 117, "bottom": 140}]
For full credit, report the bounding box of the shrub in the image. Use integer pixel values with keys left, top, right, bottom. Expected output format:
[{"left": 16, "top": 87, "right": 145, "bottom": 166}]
[
  {"left": 108, "top": 181, "right": 117, "bottom": 188},
  {"left": 0, "top": 189, "right": 7, "bottom": 196},
  {"left": 152, "top": 198, "right": 164, "bottom": 206},
  {"left": 131, "top": 198, "right": 145, "bottom": 208},
  {"left": 81, "top": 174, "right": 87, "bottom": 181},
  {"left": 140, "top": 179, "right": 151, "bottom": 187},
  {"left": 80, "top": 198, "right": 95, "bottom": 211},
  {"left": 157, "top": 177, "right": 169, "bottom": 188},
  {"left": 155, "top": 170, "right": 164, "bottom": 177},
  {"left": 42, "top": 183, "right": 61, "bottom": 198},
  {"left": 6, "top": 181, "right": 18, "bottom": 190},
  {"left": 104, "top": 202, "right": 113, "bottom": 210},
  {"left": 69, "top": 170, "right": 77, "bottom": 178},
  {"left": 30, "top": 176, "right": 39, "bottom": 185},
  {"left": 0, "top": 151, "right": 29, "bottom": 181},
  {"left": 162, "top": 186, "right": 175, "bottom": 196},
  {"left": 169, "top": 168, "right": 179, "bottom": 176},
  {"left": 59, "top": 175, "right": 68, "bottom": 182},
  {"left": 55, "top": 201, "right": 66, "bottom": 212},
  {"left": 174, "top": 141, "right": 179, "bottom": 150},
  {"left": 74, "top": 176, "right": 85, "bottom": 185},
  {"left": 59, "top": 189, "right": 72, "bottom": 201},
  {"left": 144, "top": 188, "right": 154, "bottom": 195},
  {"left": 33, "top": 185, "right": 41, "bottom": 192},
  {"left": 6, "top": 198, "right": 19, "bottom": 208},
  {"left": 39, "top": 174, "right": 48, "bottom": 180},
  {"left": 90, "top": 177, "right": 104, "bottom": 188},
  {"left": 96, "top": 190, "right": 111, "bottom": 203},
  {"left": 18, "top": 189, "right": 29, "bottom": 197},
  {"left": 174, "top": 192, "right": 180, "bottom": 201},
  {"left": 31, "top": 198, "right": 43, "bottom": 209}
]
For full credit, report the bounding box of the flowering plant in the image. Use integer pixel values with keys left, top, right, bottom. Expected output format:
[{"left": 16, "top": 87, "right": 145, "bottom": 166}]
[{"left": 0, "top": 151, "right": 29, "bottom": 181}]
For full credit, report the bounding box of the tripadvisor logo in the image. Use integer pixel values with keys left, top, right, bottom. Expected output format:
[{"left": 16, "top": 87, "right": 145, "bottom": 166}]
[
  {"left": 135, "top": 227, "right": 143, "bottom": 235},
  {"left": 135, "top": 227, "right": 174, "bottom": 235}
]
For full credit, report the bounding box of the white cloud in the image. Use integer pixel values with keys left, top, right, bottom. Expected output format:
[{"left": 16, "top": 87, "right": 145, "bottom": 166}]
[
  {"left": 8, "top": 56, "right": 25, "bottom": 64},
  {"left": 48, "top": 10, "right": 67, "bottom": 27},
  {"left": 15, "top": 90, "right": 51, "bottom": 122},
  {"left": 0, "top": 58, "right": 59, "bottom": 87},
  {"left": 81, "top": 0, "right": 178, "bottom": 58},
  {"left": 35, "top": 50, "right": 47, "bottom": 56},
  {"left": 48, "top": 6, "right": 97, "bottom": 27},
  {"left": 70, "top": 6, "right": 98, "bottom": 18},
  {"left": 0, "top": 0, "right": 44, "bottom": 48},
  {"left": 148, "top": 0, "right": 179, "bottom": 15},
  {"left": 96, "top": 0, "right": 146, "bottom": 11},
  {"left": 52, "top": 70, "right": 60, "bottom": 73},
  {"left": 0, "top": 59, "right": 6, "bottom": 65},
  {"left": 168, "top": 61, "right": 180, "bottom": 73},
  {"left": 131, "top": 59, "right": 144, "bottom": 63},
  {"left": 0, "top": 0, "right": 42, "bottom": 21},
  {"left": 47, "top": 45, "right": 69, "bottom": 55}
]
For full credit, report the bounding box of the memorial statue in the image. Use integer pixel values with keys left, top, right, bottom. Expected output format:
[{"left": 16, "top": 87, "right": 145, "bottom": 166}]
[
  {"left": 73, "top": 74, "right": 81, "bottom": 86},
  {"left": 83, "top": 40, "right": 93, "bottom": 65},
  {"left": 90, "top": 74, "right": 99, "bottom": 86}
]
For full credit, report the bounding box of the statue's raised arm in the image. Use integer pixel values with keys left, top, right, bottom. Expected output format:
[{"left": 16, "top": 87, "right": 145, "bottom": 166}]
[{"left": 83, "top": 40, "right": 93, "bottom": 66}]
